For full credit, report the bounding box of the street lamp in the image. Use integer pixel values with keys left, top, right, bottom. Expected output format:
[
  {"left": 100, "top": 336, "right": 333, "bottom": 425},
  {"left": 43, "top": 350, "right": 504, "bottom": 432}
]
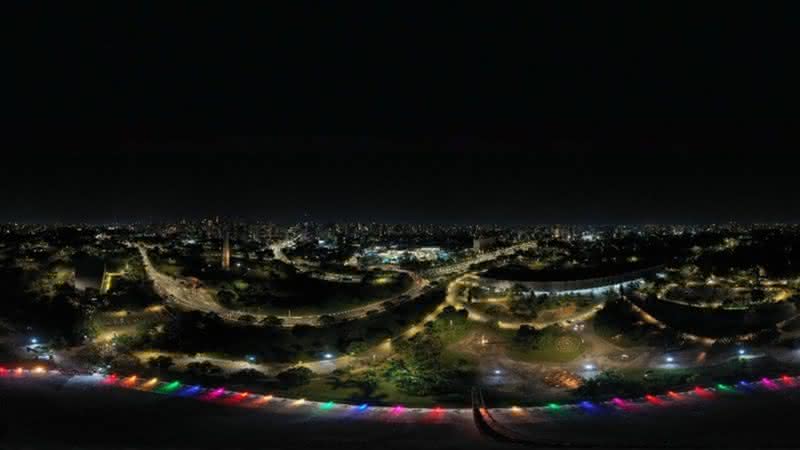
[
  {"left": 665, "top": 356, "right": 674, "bottom": 363},
  {"left": 493, "top": 369, "right": 502, "bottom": 375},
  {"left": 324, "top": 353, "right": 334, "bottom": 359},
  {"left": 30, "top": 338, "right": 38, "bottom": 345},
  {"left": 738, "top": 348, "right": 746, "bottom": 356}
]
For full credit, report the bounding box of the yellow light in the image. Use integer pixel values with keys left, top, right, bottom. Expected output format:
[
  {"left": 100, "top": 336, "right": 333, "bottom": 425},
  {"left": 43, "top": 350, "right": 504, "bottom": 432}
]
[
  {"left": 292, "top": 398, "right": 305, "bottom": 406},
  {"left": 32, "top": 367, "right": 45, "bottom": 374}
]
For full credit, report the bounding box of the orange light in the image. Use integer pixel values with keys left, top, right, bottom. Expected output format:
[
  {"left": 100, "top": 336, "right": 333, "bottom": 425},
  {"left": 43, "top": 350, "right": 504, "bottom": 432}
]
[
  {"left": 32, "top": 367, "right": 45, "bottom": 374},
  {"left": 15, "top": 367, "right": 23, "bottom": 374}
]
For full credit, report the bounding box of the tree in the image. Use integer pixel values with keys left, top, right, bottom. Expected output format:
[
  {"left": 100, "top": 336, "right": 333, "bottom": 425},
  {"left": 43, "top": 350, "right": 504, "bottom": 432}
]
[
  {"left": 346, "top": 340, "right": 369, "bottom": 355},
  {"left": 231, "top": 368, "right": 266, "bottom": 381},
  {"left": 216, "top": 290, "right": 237, "bottom": 307},
  {"left": 260, "top": 315, "right": 284, "bottom": 327},
  {"left": 147, "top": 355, "right": 174, "bottom": 372},
  {"left": 276, "top": 366, "right": 314, "bottom": 387},
  {"left": 385, "top": 333, "right": 447, "bottom": 395},
  {"left": 186, "top": 360, "right": 223, "bottom": 377},
  {"left": 513, "top": 325, "right": 540, "bottom": 348},
  {"left": 238, "top": 314, "right": 256, "bottom": 323},
  {"left": 317, "top": 314, "right": 337, "bottom": 326}
]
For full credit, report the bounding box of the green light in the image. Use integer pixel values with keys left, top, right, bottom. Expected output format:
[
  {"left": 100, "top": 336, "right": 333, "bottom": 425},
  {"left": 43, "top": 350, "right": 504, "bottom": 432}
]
[
  {"left": 547, "top": 403, "right": 560, "bottom": 410},
  {"left": 320, "top": 401, "right": 335, "bottom": 410},
  {"left": 716, "top": 383, "right": 731, "bottom": 391},
  {"left": 161, "top": 381, "right": 181, "bottom": 392}
]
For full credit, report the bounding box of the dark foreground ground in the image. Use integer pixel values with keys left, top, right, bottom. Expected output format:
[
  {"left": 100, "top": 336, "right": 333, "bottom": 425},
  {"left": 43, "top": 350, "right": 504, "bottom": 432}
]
[
  {"left": 0, "top": 374, "right": 493, "bottom": 450},
  {"left": 4, "top": 374, "right": 800, "bottom": 449}
]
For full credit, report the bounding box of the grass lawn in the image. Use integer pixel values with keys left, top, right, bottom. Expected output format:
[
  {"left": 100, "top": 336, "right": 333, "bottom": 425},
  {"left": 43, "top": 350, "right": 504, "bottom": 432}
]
[
  {"left": 505, "top": 328, "right": 587, "bottom": 363},
  {"left": 283, "top": 377, "right": 442, "bottom": 407},
  {"left": 155, "top": 263, "right": 183, "bottom": 277}
]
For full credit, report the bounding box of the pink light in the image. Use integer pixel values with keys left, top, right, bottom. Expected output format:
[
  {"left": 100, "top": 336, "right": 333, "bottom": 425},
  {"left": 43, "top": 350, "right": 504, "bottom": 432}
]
[
  {"left": 761, "top": 377, "right": 778, "bottom": 388},
  {"left": 612, "top": 397, "right": 625, "bottom": 406},
  {"left": 392, "top": 405, "right": 405, "bottom": 414}
]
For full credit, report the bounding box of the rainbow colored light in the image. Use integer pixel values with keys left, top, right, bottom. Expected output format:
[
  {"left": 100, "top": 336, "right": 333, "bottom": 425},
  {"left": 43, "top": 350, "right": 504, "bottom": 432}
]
[{"left": 161, "top": 381, "right": 181, "bottom": 392}]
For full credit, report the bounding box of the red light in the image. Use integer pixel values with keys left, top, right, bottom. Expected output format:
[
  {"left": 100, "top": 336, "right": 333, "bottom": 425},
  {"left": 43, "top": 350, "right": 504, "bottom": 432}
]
[
  {"left": 645, "top": 394, "right": 662, "bottom": 405},
  {"left": 667, "top": 391, "right": 683, "bottom": 400}
]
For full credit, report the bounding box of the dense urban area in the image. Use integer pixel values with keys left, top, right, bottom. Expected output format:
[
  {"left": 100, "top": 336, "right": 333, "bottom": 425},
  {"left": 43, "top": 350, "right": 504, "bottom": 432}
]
[{"left": 5, "top": 220, "right": 800, "bottom": 446}]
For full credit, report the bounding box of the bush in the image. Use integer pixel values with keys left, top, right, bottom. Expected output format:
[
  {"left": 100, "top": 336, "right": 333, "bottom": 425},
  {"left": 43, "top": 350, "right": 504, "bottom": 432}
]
[
  {"left": 186, "top": 360, "right": 223, "bottom": 377},
  {"left": 276, "top": 366, "right": 314, "bottom": 387},
  {"left": 260, "top": 315, "right": 284, "bottom": 327},
  {"left": 231, "top": 368, "right": 266, "bottom": 381},
  {"left": 147, "top": 355, "right": 174, "bottom": 371}
]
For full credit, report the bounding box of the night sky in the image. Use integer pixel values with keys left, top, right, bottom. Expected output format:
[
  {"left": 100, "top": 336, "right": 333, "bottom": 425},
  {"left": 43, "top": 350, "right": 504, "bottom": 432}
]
[{"left": 5, "top": 4, "right": 800, "bottom": 224}]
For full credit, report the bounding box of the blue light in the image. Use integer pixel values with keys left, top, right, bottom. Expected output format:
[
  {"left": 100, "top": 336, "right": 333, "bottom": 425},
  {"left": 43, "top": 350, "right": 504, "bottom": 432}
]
[
  {"left": 357, "top": 403, "right": 368, "bottom": 411},
  {"left": 246, "top": 355, "right": 256, "bottom": 362},
  {"left": 30, "top": 338, "right": 38, "bottom": 345},
  {"left": 580, "top": 401, "right": 595, "bottom": 409},
  {"left": 738, "top": 348, "right": 746, "bottom": 356}
]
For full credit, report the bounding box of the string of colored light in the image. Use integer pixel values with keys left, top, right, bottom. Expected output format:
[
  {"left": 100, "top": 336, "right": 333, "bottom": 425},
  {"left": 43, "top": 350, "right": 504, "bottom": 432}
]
[{"left": 5, "top": 365, "right": 800, "bottom": 417}]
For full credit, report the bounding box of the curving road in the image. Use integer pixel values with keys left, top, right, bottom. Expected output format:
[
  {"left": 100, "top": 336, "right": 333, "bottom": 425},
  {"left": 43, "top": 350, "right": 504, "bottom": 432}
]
[
  {"left": 423, "top": 241, "right": 537, "bottom": 278},
  {"left": 136, "top": 244, "right": 427, "bottom": 327}
]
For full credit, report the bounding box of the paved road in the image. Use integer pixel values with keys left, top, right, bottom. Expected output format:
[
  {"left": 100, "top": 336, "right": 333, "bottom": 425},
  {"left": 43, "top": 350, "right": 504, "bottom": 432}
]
[
  {"left": 137, "top": 244, "right": 428, "bottom": 327},
  {"left": 423, "top": 241, "right": 537, "bottom": 278}
]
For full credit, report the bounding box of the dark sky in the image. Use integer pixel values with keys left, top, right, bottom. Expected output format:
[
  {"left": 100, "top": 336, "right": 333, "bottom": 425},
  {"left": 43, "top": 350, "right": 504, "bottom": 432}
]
[{"left": 5, "top": 4, "right": 800, "bottom": 224}]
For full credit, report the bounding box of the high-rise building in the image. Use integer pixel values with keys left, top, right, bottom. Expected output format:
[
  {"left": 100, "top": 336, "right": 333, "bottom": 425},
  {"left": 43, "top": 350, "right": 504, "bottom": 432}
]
[{"left": 222, "top": 231, "right": 231, "bottom": 270}]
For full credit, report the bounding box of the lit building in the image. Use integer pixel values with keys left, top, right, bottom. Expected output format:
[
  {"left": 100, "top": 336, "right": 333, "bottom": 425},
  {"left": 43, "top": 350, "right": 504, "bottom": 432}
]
[{"left": 222, "top": 231, "right": 231, "bottom": 270}]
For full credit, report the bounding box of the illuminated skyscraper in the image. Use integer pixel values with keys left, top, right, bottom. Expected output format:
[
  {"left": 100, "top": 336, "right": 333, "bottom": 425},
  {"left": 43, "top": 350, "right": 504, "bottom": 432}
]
[{"left": 222, "top": 231, "right": 231, "bottom": 270}]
